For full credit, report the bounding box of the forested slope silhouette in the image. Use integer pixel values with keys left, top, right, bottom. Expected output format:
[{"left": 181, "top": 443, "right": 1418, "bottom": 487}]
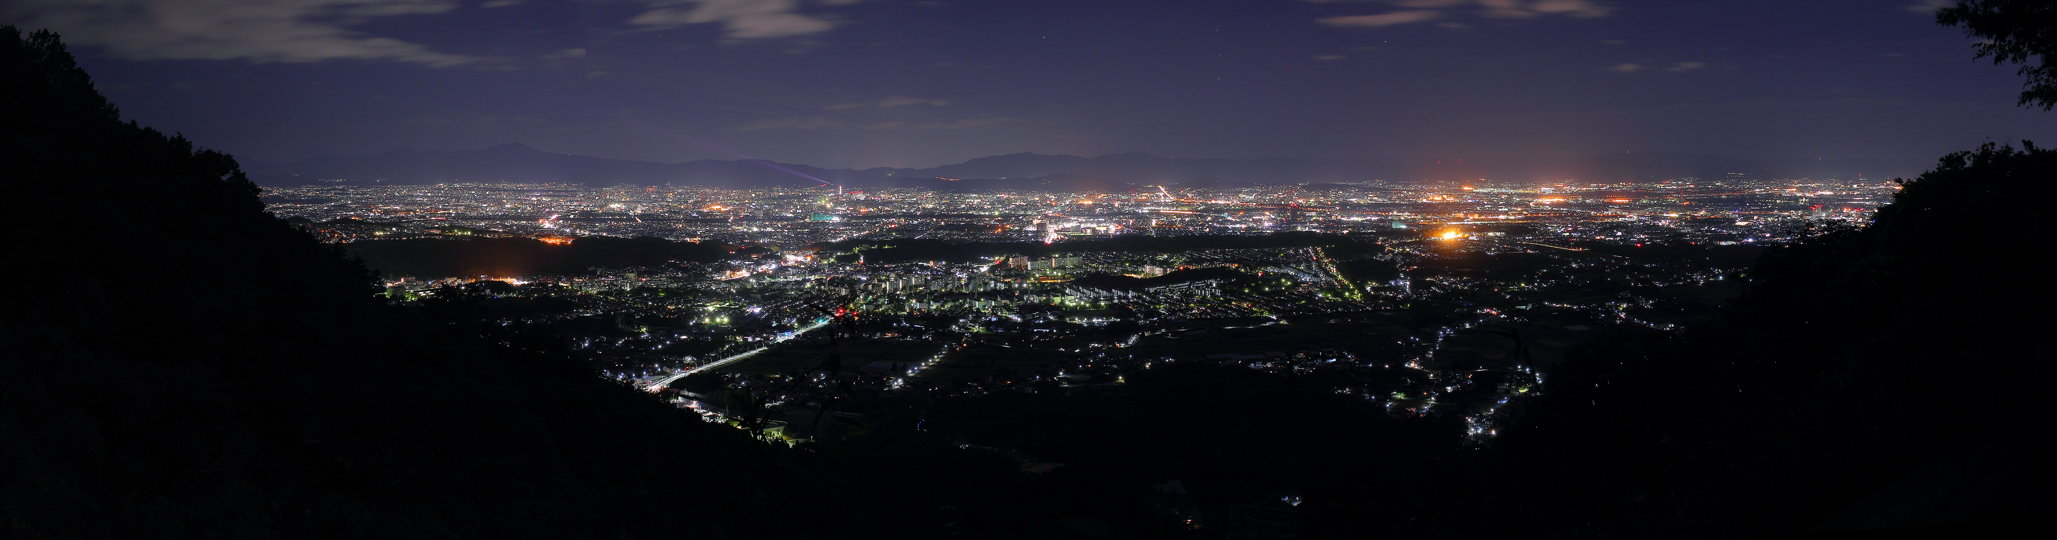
[
  {"left": 0, "top": 26, "right": 785, "bottom": 539},
  {"left": 1451, "top": 143, "right": 2057, "bottom": 536}
]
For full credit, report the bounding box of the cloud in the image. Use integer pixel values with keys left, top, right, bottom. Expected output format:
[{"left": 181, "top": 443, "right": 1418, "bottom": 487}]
[
  {"left": 893, "top": 117, "right": 1014, "bottom": 130},
  {"left": 1904, "top": 0, "right": 1953, "bottom": 14},
  {"left": 539, "top": 47, "right": 585, "bottom": 69},
  {"left": 876, "top": 95, "right": 938, "bottom": 107},
  {"left": 825, "top": 96, "right": 950, "bottom": 110},
  {"left": 1476, "top": 0, "right": 1538, "bottom": 18},
  {"left": 1318, "top": 10, "right": 1442, "bottom": 27},
  {"left": 1608, "top": 61, "right": 1704, "bottom": 73},
  {"left": 1663, "top": 61, "right": 1706, "bottom": 73},
  {"left": 734, "top": 116, "right": 845, "bottom": 131},
  {"left": 3, "top": 0, "right": 481, "bottom": 67},
  {"left": 856, "top": 117, "right": 1015, "bottom": 130},
  {"left": 629, "top": 0, "right": 838, "bottom": 39},
  {"left": 1314, "top": 54, "right": 1348, "bottom": 60},
  {"left": 1526, "top": 0, "right": 1609, "bottom": 17},
  {"left": 1312, "top": 0, "right": 1610, "bottom": 28},
  {"left": 734, "top": 115, "right": 1013, "bottom": 132}
]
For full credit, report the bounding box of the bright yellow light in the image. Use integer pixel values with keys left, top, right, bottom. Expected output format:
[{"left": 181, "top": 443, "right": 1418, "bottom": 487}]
[{"left": 1440, "top": 231, "right": 1461, "bottom": 240}]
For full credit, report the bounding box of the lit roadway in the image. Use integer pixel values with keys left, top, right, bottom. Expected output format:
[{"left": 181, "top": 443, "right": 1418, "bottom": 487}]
[{"left": 643, "top": 317, "right": 833, "bottom": 390}]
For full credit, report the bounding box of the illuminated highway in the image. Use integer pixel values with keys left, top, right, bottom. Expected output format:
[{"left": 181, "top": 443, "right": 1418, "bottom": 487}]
[{"left": 643, "top": 317, "right": 834, "bottom": 390}]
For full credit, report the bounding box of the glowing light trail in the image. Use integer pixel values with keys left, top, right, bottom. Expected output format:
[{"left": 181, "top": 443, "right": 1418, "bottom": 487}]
[{"left": 644, "top": 317, "right": 833, "bottom": 390}]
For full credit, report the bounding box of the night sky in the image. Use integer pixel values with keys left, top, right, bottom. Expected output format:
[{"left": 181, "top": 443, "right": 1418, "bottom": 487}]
[{"left": 8, "top": 0, "right": 2052, "bottom": 168}]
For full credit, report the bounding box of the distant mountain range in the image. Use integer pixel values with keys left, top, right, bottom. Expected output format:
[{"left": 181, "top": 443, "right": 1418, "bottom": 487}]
[{"left": 242, "top": 142, "right": 1934, "bottom": 189}]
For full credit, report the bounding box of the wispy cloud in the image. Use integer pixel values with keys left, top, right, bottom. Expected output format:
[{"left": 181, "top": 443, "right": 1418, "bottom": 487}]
[
  {"left": 1609, "top": 61, "right": 1706, "bottom": 73},
  {"left": 734, "top": 115, "right": 1013, "bottom": 132},
  {"left": 1525, "top": 0, "right": 1609, "bottom": 17},
  {"left": 4, "top": 0, "right": 480, "bottom": 67},
  {"left": 825, "top": 96, "right": 951, "bottom": 110},
  {"left": 1903, "top": 0, "right": 1953, "bottom": 14},
  {"left": 1663, "top": 61, "right": 1706, "bottom": 73},
  {"left": 876, "top": 96, "right": 949, "bottom": 107},
  {"left": 1319, "top": 10, "right": 1442, "bottom": 27},
  {"left": 1476, "top": 0, "right": 1539, "bottom": 18},
  {"left": 629, "top": 0, "right": 839, "bottom": 39},
  {"left": 1312, "top": 0, "right": 1610, "bottom": 28},
  {"left": 859, "top": 117, "right": 1015, "bottom": 130},
  {"left": 538, "top": 47, "right": 585, "bottom": 70},
  {"left": 734, "top": 116, "right": 846, "bottom": 131}
]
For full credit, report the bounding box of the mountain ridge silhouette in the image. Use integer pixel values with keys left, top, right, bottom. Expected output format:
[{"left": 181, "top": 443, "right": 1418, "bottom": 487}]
[{"left": 244, "top": 143, "right": 1929, "bottom": 188}]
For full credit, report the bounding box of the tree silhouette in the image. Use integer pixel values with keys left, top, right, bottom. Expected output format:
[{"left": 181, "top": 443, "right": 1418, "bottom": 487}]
[
  {"left": 1938, "top": 0, "right": 2057, "bottom": 110},
  {"left": 0, "top": 26, "right": 800, "bottom": 538}
]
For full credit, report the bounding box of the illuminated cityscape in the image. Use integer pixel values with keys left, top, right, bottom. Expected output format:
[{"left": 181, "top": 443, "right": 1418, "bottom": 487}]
[
  {"left": 266, "top": 177, "right": 1895, "bottom": 250},
  {"left": 11, "top": 0, "right": 2052, "bottom": 536},
  {"left": 263, "top": 176, "right": 1893, "bottom": 445}
]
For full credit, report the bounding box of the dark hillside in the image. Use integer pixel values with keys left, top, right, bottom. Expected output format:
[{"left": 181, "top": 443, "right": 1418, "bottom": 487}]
[
  {"left": 1469, "top": 143, "right": 2057, "bottom": 535},
  {"left": 0, "top": 27, "right": 780, "bottom": 539}
]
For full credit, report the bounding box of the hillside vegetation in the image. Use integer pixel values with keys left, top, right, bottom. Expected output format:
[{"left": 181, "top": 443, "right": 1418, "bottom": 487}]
[{"left": 0, "top": 26, "right": 779, "bottom": 540}]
